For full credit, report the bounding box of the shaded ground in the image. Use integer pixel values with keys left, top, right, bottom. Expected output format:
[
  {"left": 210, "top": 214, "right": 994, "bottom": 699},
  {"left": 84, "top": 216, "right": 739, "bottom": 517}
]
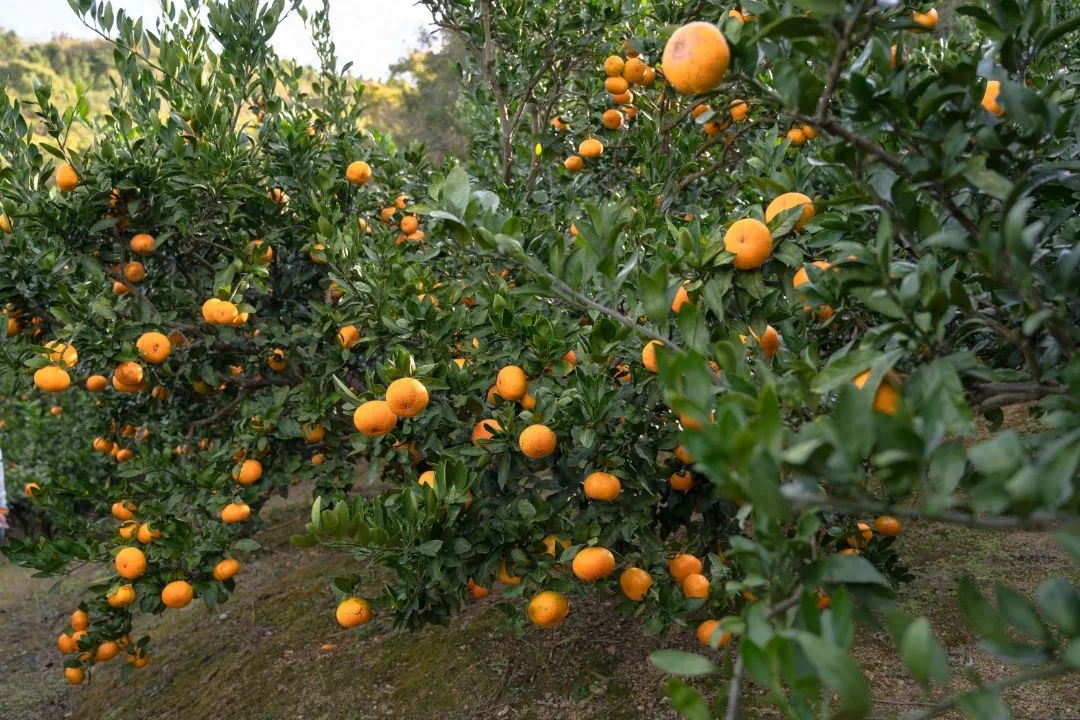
[{"left": 2, "top": 406, "right": 1078, "bottom": 719}]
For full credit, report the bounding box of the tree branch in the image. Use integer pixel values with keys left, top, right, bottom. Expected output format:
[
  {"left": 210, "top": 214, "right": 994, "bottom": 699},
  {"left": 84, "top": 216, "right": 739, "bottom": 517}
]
[{"left": 901, "top": 662, "right": 1069, "bottom": 720}]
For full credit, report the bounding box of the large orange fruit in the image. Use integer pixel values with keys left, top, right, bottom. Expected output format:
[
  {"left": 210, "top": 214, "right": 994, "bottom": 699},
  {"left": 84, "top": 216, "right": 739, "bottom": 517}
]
[
  {"left": 220, "top": 502, "right": 251, "bottom": 524},
  {"left": 764, "top": 192, "right": 814, "bottom": 232},
  {"left": 56, "top": 164, "right": 80, "bottom": 192},
  {"left": 619, "top": 567, "right": 653, "bottom": 601},
  {"left": 527, "top": 590, "right": 569, "bottom": 628},
  {"left": 136, "top": 331, "right": 172, "bottom": 364},
  {"left": 345, "top": 160, "right": 372, "bottom": 185},
  {"left": 496, "top": 365, "right": 528, "bottom": 401},
  {"left": 34, "top": 365, "right": 71, "bottom": 392},
  {"left": 386, "top": 377, "right": 429, "bottom": 418},
  {"left": 853, "top": 370, "right": 902, "bottom": 415},
  {"left": 518, "top": 424, "right": 557, "bottom": 459},
  {"left": 661, "top": 22, "right": 730, "bottom": 95},
  {"left": 723, "top": 218, "right": 773, "bottom": 269},
  {"left": 115, "top": 547, "right": 147, "bottom": 579},
  {"left": 471, "top": 418, "right": 502, "bottom": 446},
  {"left": 161, "top": 580, "right": 194, "bottom": 609},
  {"left": 583, "top": 471, "right": 621, "bottom": 501},
  {"left": 353, "top": 400, "right": 398, "bottom": 437},
  {"left": 571, "top": 546, "right": 616, "bottom": 582},
  {"left": 668, "top": 553, "right": 702, "bottom": 584}
]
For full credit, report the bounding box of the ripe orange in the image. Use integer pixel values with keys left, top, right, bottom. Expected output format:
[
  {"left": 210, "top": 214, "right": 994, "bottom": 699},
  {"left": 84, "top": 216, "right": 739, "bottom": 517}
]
[
  {"left": 668, "top": 553, "right": 702, "bottom": 584},
  {"left": 551, "top": 116, "right": 570, "bottom": 131},
  {"left": 302, "top": 423, "right": 326, "bottom": 443},
  {"left": 467, "top": 578, "right": 490, "bottom": 599},
  {"left": 0, "top": 213, "right": 11, "bottom": 233},
  {"left": 136, "top": 522, "right": 161, "bottom": 544},
  {"left": 161, "top": 580, "right": 194, "bottom": 609},
  {"left": 670, "top": 471, "right": 694, "bottom": 492},
  {"left": 118, "top": 520, "right": 138, "bottom": 540},
  {"left": 498, "top": 560, "right": 523, "bottom": 586},
  {"left": 662, "top": 22, "right": 730, "bottom": 94},
  {"left": 697, "top": 619, "right": 732, "bottom": 648},
  {"left": 201, "top": 298, "right": 239, "bottom": 325},
  {"left": 220, "top": 502, "right": 252, "bottom": 524},
  {"left": 213, "top": 558, "right": 241, "bottom": 582},
  {"left": 233, "top": 458, "right": 263, "bottom": 485},
  {"left": 765, "top": 192, "right": 814, "bottom": 232},
  {"left": 674, "top": 444, "right": 693, "bottom": 464},
  {"left": 56, "top": 164, "right": 80, "bottom": 192},
  {"left": 114, "top": 361, "right": 144, "bottom": 387},
  {"left": 853, "top": 370, "right": 901, "bottom": 415},
  {"left": 24, "top": 482, "right": 41, "bottom": 497},
  {"left": 58, "top": 632, "right": 77, "bottom": 654},
  {"left": 85, "top": 374, "right": 108, "bottom": 392},
  {"left": 400, "top": 215, "right": 419, "bottom": 235},
  {"left": 564, "top": 155, "right": 584, "bottom": 172},
  {"left": 115, "top": 546, "right": 147, "bottom": 579},
  {"left": 519, "top": 424, "right": 557, "bottom": 459},
  {"left": 386, "top": 377, "right": 429, "bottom": 418},
  {"left": 583, "top": 471, "right": 621, "bottom": 501},
  {"left": 786, "top": 127, "right": 807, "bottom": 146},
  {"left": 619, "top": 567, "right": 653, "bottom": 601},
  {"left": 338, "top": 324, "right": 361, "bottom": 348},
  {"left": 723, "top": 218, "right": 773, "bottom": 270},
  {"left": 612, "top": 89, "right": 634, "bottom": 105},
  {"left": 417, "top": 470, "right": 436, "bottom": 488},
  {"left": 578, "top": 138, "right": 603, "bottom": 159},
  {"left": 496, "top": 365, "right": 528, "bottom": 401},
  {"left": 136, "top": 331, "right": 172, "bottom": 364},
  {"left": 982, "top": 80, "right": 1004, "bottom": 116},
  {"left": 111, "top": 500, "right": 135, "bottom": 520},
  {"left": 34, "top": 365, "right": 71, "bottom": 392},
  {"left": 671, "top": 284, "right": 692, "bottom": 313},
  {"left": 912, "top": 8, "right": 938, "bottom": 30},
  {"left": 267, "top": 348, "right": 287, "bottom": 371},
  {"left": 94, "top": 640, "right": 121, "bottom": 662},
  {"left": 353, "top": 400, "right": 398, "bottom": 437},
  {"left": 107, "top": 584, "right": 136, "bottom": 608},
  {"left": 471, "top": 418, "right": 502, "bottom": 446},
  {"left": 602, "top": 55, "right": 624, "bottom": 77},
  {"left": 123, "top": 261, "right": 146, "bottom": 283},
  {"left": 572, "top": 546, "right": 616, "bottom": 582},
  {"left": 129, "top": 233, "right": 155, "bottom": 256},
  {"left": 127, "top": 648, "right": 150, "bottom": 668},
  {"left": 267, "top": 187, "right": 289, "bottom": 204},
  {"left": 642, "top": 339, "right": 663, "bottom": 372},
  {"left": 604, "top": 76, "right": 629, "bottom": 95},
  {"left": 847, "top": 522, "right": 874, "bottom": 548},
  {"left": 345, "top": 160, "right": 372, "bottom": 185},
  {"left": 730, "top": 99, "right": 749, "bottom": 121},
  {"left": 682, "top": 572, "right": 710, "bottom": 599},
  {"left": 874, "top": 515, "right": 902, "bottom": 536},
  {"left": 71, "top": 608, "right": 89, "bottom": 631},
  {"left": 602, "top": 108, "right": 624, "bottom": 130},
  {"left": 527, "top": 590, "right": 569, "bottom": 628},
  {"left": 64, "top": 666, "right": 85, "bottom": 685},
  {"left": 45, "top": 340, "right": 78, "bottom": 368},
  {"left": 93, "top": 437, "right": 114, "bottom": 453},
  {"left": 752, "top": 325, "right": 781, "bottom": 359}
]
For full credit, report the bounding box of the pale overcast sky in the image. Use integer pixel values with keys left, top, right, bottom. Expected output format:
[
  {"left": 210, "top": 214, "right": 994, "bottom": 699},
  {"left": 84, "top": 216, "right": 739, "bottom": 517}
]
[{"left": 0, "top": 0, "right": 436, "bottom": 80}]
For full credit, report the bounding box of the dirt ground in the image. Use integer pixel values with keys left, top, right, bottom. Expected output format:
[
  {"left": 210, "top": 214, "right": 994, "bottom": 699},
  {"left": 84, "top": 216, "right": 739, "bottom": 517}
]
[{"left": 2, "top": 406, "right": 1078, "bottom": 720}]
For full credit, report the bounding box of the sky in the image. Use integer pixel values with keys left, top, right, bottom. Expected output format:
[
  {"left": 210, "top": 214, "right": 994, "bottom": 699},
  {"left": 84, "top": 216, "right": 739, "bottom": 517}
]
[{"left": 0, "top": 0, "right": 437, "bottom": 80}]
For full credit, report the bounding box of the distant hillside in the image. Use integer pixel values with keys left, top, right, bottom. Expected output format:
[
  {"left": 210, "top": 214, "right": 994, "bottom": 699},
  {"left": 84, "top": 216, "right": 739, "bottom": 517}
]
[{"left": 0, "top": 27, "right": 465, "bottom": 158}]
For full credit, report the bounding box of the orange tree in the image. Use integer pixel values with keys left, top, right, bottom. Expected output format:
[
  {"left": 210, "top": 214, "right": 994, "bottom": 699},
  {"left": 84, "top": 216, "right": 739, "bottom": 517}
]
[{"left": 2, "top": 0, "right": 1080, "bottom": 716}]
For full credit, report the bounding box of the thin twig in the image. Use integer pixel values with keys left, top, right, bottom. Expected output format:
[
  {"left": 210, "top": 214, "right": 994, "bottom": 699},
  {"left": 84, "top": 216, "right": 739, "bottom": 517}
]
[{"left": 901, "top": 662, "right": 1069, "bottom": 720}]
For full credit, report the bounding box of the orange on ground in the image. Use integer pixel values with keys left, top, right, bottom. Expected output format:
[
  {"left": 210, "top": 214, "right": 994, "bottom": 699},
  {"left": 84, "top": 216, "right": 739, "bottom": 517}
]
[
  {"left": 583, "top": 471, "right": 621, "bottom": 501},
  {"left": 619, "top": 567, "right": 653, "bottom": 601},
  {"left": 724, "top": 218, "right": 773, "bottom": 270},
  {"left": 386, "top": 377, "right": 429, "bottom": 418},
  {"left": 527, "top": 590, "right": 569, "bottom": 628},
  {"left": 519, "top": 424, "right": 556, "bottom": 459},
  {"left": 668, "top": 553, "right": 702, "bottom": 584},
  {"left": 572, "top": 546, "right": 616, "bottom": 582},
  {"left": 661, "top": 22, "right": 730, "bottom": 94},
  {"left": 115, "top": 547, "right": 147, "bottom": 579},
  {"left": 765, "top": 192, "right": 814, "bottom": 232},
  {"left": 353, "top": 400, "right": 398, "bottom": 437}
]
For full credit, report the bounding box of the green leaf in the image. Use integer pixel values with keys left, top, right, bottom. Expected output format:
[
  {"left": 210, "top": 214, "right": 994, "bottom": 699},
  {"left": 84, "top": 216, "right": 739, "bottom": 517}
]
[
  {"left": 664, "top": 678, "right": 712, "bottom": 720},
  {"left": 956, "top": 689, "right": 1010, "bottom": 720},
  {"left": 899, "top": 618, "right": 950, "bottom": 687},
  {"left": 958, "top": 577, "right": 1008, "bottom": 643},
  {"left": 415, "top": 540, "right": 443, "bottom": 557},
  {"left": 649, "top": 650, "right": 720, "bottom": 677},
  {"left": 1036, "top": 577, "right": 1080, "bottom": 636},
  {"left": 232, "top": 538, "right": 261, "bottom": 553},
  {"left": 817, "top": 554, "right": 892, "bottom": 587},
  {"left": 792, "top": 632, "right": 871, "bottom": 719},
  {"left": 1052, "top": 530, "right": 1080, "bottom": 566},
  {"left": 995, "top": 583, "right": 1051, "bottom": 644}
]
